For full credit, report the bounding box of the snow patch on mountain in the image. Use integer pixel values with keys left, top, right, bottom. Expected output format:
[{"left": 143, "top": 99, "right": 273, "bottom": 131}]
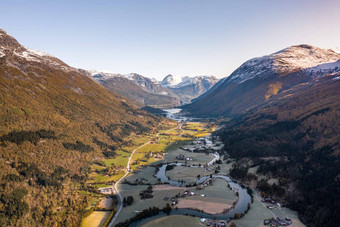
[
  {"left": 27, "top": 48, "right": 53, "bottom": 58},
  {"left": 9, "top": 46, "right": 75, "bottom": 72},
  {"left": 271, "top": 45, "right": 340, "bottom": 74},
  {"left": 88, "top": 70, "right": 124, "bottom": 80},
  {"left": 175, "top": 76, "right": 217, "bottom": 88},
  {"left": 307, "top": 60, "right": 340, "bottom": 71},
  {"left": 160, "top": 74, "right": 183, "bottom": 87},
  {"left": 331, "top": 47, "right": 340, "bottom": 54},
  {"left": 228, "top": 56, "right": 275, "bottom": 83},
  {"left": 151, "top": 78, "right": 159, "bottom": 84},
  {"left": 229, "top": 45, "right": 340, "bottom": 83},
  {"left": 124, "top": 73, "right": 133, "bottom": 80},
  {"left": 303, "top": 60, "right": 340, "bottom": 78},
  {"left": 14, "top": 47, "right": 54, "bottom": 63},
  {"left": 333, "top": 76, "right": 340, "bottom": 81},
  {"left": 0, "top": 48, "right": 5, "bottom": 58},
  {"left": 161, "top": 74, "right": 218, "bottom": 88}
]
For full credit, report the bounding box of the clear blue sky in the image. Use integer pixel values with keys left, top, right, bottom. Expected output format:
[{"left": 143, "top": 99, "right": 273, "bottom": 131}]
[{"left": 1, "top": 0, "right": 339, "bottom": 79}]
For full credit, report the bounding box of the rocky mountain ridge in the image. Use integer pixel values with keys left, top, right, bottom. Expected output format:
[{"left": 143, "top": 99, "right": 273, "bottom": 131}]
[
  {"left": 183, "top": 44, "right": 340, "bottom": 117},
  {"left": 90, "top": 71, "right": 219, "bottom": 106}
]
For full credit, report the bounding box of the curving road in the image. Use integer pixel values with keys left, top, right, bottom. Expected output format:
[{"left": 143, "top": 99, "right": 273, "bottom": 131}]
[
  {"left": 108, "top": 124, "right": 181, "bottom": 226},
  {"left": 108, "top": 142, "right": 150, "bottom": 226}
]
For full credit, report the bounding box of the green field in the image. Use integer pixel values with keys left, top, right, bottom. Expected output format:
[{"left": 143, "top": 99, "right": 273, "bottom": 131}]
[
  {"left": 124, "top": 166, "right": 158, "bottom": 184},
  {"left": 161, "top": 148, "right": 215, "bottom": 165},
  {"left": 114, "top": 184, "right": 185, "bottom": 224},
  {"left": 172, "top": 178, "right": 237, "bottom": 214},
  {"left": 188, "top": 178, "right": 236, "bottom": 203},
  {"left": 166, "top": 165, "right": 213, "bottom": 183}
]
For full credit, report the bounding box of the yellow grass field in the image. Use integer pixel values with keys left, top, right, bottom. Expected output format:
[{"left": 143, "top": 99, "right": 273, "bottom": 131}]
[{"left": 81, "top": 211, "right": 111, "bottom": 227}]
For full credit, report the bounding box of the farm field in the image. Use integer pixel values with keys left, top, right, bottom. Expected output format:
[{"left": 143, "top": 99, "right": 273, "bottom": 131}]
[
  {"left": 174, "top": 179, "right": 237, "bottom": 214},
  {"left": 124, "top": 166, "right": 158, "bottom": 184},
  {"left": 161, "top": 147, "right": 215, "bottom": 165},
  {"left": 141, "top": 215, "right": 204, "bottom": 227},
  {"left": 81, "top": 211, "right": 112, "bottom": 227},
  {"left": 166, "top": 165, "right": 213, "bottom": 183},
  {"left": 114, "top": 184, "right": 185, "bottom": 224}
]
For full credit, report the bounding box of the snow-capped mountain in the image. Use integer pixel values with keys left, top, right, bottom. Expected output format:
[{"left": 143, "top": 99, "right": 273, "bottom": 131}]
[
  {"left": 229, "top": 45, "right": 340, "bottom": 84},
  {"left": 183, "top": 44, "right": 340, "bottom": 117},
  {"left": 160, "top": 74, "right": 218, "bottom": 89},
  {"left": 125, "top": 73, "right": 174, "bottom": 96},
  {"left": 89, "top": 71, "right": 180, "bottom": 108},
  {"left": 90, "top": 71, "right": 219, "bottom": 106},
  {"left": 160, "top": 74, "right": 184, "bottom": 88},
  {"left": 159, "top": 74, "right": 219, "bottom": 104},
  {"left": 0, "top": 28, "right": 73, "bottom": 73}
]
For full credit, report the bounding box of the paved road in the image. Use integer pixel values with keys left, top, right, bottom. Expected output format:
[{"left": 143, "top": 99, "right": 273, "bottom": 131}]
[
  {"left": 108, "top": 142, "right": 150, "bottom": 226},
  {"left": 108, "top": 124, "right": 181, "bottom": 226}
]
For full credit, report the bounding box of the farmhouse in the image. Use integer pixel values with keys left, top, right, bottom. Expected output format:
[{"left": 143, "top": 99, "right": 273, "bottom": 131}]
[
  {"left": 176, "top": 154, "right": 193, "bottom": 161},
  {"left": 97, "top": 187, "right": 113, "bottom": 194}
]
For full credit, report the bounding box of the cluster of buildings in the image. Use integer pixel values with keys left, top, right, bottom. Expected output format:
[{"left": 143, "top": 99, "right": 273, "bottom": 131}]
[
  {"left": 163, "top": 194, "right": 180, "bottom": 205},
  {"left": 264, "top": 217, "right": 292, "bottom": 226},
  {"left": 200, "top": 218, "right": 230, "bottom": 227},
  {"left": 163, "top": 189, "right": 206, "bottom": 206},
  {"left": 146, "top": 151, "right": 164, "bottom": 159},
  {"left": 196, "top": 178, "right": 213, "bottom": 190},
  {"left": 176, "top": 154, "right": 193, "bottom": 161},
  {"left": 261, "top": 197, "right": 281, "bottom": 209},
  {"left": 97, "top": 187, "right": 113, "bottom": 194}
]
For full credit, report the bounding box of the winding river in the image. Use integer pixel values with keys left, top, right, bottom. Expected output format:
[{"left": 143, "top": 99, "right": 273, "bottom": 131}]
[
  {"left": 128, "top": 109, "right": 252, "bottom": 226},
  {"left": 129, "top": 162, "right": 251, "bottom": 226},
  {"left": 163, "top": 108, "right": 189, "bottom": 121}
]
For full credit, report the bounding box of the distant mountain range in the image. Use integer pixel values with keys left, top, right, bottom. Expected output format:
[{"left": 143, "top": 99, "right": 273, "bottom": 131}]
[
  {"left": 183, "top": 44, "right": 340, "bottom": 117},
  {"left": 90, "top": 71, "right": 219, "bottom": 107},
  {"left": 88, "top": 71, "right": 180, "bottom": 108}
]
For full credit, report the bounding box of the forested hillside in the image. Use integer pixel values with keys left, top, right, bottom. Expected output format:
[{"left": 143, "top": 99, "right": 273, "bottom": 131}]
[
  {"left": 0, "top": 29, "right": 163, "bottom": 226},
  {"left": 183, "top": 45, "right": 340, "bottom": 117},
  {"left": 215, "top": 72, "right": 340, "bottom": 226}
]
